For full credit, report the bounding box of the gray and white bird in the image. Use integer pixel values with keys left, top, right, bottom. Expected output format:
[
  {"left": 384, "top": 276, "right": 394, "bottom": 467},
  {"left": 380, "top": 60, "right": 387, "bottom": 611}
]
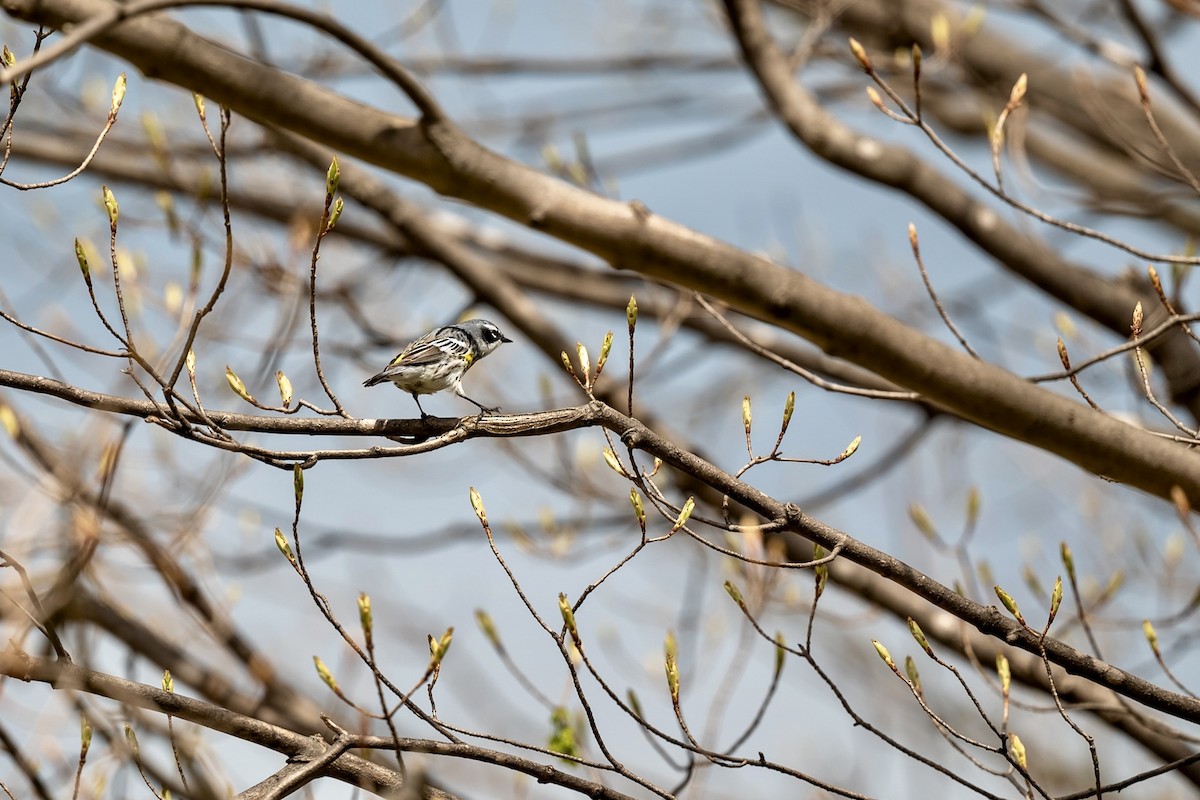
[{"left": 363, "top": 319, "right": 512, "bottom": 418}]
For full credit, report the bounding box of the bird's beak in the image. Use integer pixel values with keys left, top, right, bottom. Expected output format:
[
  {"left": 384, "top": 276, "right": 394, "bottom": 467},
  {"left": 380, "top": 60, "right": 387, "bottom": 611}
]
[{"left": 501, "top": 334, "right": 513, "bottom": 343}]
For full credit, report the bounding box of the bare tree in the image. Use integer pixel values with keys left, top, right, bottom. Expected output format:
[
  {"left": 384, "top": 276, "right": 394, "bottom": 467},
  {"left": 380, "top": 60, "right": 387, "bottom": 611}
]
[{"left": 1, "top": 0, "right": 1199, "bottom": 798}]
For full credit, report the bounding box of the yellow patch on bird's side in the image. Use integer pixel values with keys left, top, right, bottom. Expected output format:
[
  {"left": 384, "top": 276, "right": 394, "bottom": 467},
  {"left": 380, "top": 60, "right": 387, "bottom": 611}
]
[{"left": 463, "top": 352, "right": 475, "bottom": 365}]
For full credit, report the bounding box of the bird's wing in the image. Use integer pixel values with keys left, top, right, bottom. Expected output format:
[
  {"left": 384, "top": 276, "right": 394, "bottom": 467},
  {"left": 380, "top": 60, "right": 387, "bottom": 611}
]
[{"left": 389, "top": 332, "right": 471, "bottom": 367}]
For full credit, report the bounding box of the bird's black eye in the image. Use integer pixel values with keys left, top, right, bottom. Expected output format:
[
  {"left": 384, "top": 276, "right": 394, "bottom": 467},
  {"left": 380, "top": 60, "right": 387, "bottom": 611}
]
[{"left": 483, "top": 327, "right": 500, "bottom": 342}]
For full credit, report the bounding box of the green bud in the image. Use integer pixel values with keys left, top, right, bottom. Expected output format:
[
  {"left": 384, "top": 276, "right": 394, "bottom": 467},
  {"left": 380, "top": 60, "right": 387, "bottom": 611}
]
[
  {"left": 313, "top": 656, "right": 339, "bottom": 692},
  {"left": 80, "top": 714, "right": 92, "bottom": 753},
  {"left": 838, "top": 435, "right": 861, "bottom": 461},
  {"left": 603, "top": 447, "right": 627, "bottom": 477},
  {"left": 0, "top": 406, "right": 17, "bottom": 438},
  {"left": 1060, "top": 542, "right": 1080, "bottom": 578},
  {"left": 813, "top": 544, "right": 828, "bottom": 598},
  {"left": 326, "top": 196, "right": 344, "bottom": 231},
  {"left": 871, "top": 639, "right": 895, "bottom": 669},
  {"left": 1103, "top": 570, "right": 1124, "bottom": 599},
  {"left": 814, "top": 561, "right": 828, "bottom": 599},
  {"left": 161, "top": 670, "right": 174, "bottom": 693},
  {"left": 742, "top": 395, "right": 752, "bottom": 437},
  {"left": 965, "top": 486, "right": 981, "bottom": 526},
  {"left": 994, "top": 585, "right": 1025, "bottom": 625},
  {"left": 904, "top": 655, "right": 921, "bottom": 694},
  {"left": 930, "top": 13, "right": 951, "bottom": 53},
  {"left": 124, "top": 724, "right": 138, "bottom": 755},
  {"left": 848, "top": 37, "right": 871, "bottom": 71},
  {"left": 325, "top": 156, "right": 340, "bottom": 196},
  {"left": 548, "top": 706, "right": 578, "bottom": 759},
  {"left": 576, "top": 343, "right": 590, "bottom": 385},
  {"left": 780, "top": 391, "right": 795, "bottom": 436},
  {"left": 274, "top": 527, "right": 295, "bottom": 564},
  {"left": 671, "top": 497, "right": 695, "bottom": 532},
  {"left": 358, "top": 592, "right": 372, "bottom": 639},
  {"left": 560, "top": 351, "right": 578, "bottom": 384},
  {"left": 595, "top": 330, "right": 614, "bottom": 375},
  {"left": 101, "top": 185, "right": 119, "bottom": 226},
  {"left": 141, "top": 113, "right": 167, "bottom": 156},
  {"left": 1143, "top": 619, "right": 1159, "bottom": 654},
  {"left": 74, "top": 238, "right": 90, "bottom": 278},
  {"left": 469, "top": 486, "right": 487, "bottom": 526},
  {"left": 475, "top": 609, "right": 499, "bottom": 647},
  {"left": 1048, "top": 576, "right": 1063, "bottom": 623},
  {"left": 558, "top": 593, "right": 580, "bottom": 646},
  {"left": 541, "top": 143, "right": 563, "bottom": 172},
  {"left": 907, "top": 617, "right": 932, "bottom": 656},
  {"left": 193, "top": 92, "right": 206, "bottom": 120},
  {"left": 908, "top": 504, "right": 937, "bottom": 540},
  {"left": 626, "top": 295, "right": 638, "bottom": 330},
  {"left": 110, "top": 73, "right": 127, "bottom": 116},
  {"left": 1170, "top": 485, "right": 1191, "bottom": 520},
  {"left": 196, "top": 168, "right": 213, "bottom": 202},
  {"left": 429, "top": 627, "right": 453, "bottom": 665},
  {"left": 723, "top": 580, "right": 745, "bottom": 608},
  {"left": 996, "top": 653, "right": 1010, "bottom": 693},
  {"left": 292, "top": 463, "right": 304, "bottom": 503},
  {"left": 225, "top": 366, "right": 252, "bottom": 402},
  {"left": 1021, "top": 565, "right": 1044, "bottom": 601},
  {"left": 774, "top": 631, "right": 786, "bottom": 674},
  {"left": 626, "top": 688, "right": 643, "bottom": 718},
  {"left": 275, "top": 370, "right": 293, "bottom": 407},
  {"left": 629, "top": 488, "right": 645, "bottom": 526},
  {"left": 1008, "top": 732, "right": 1027, "bottom": 770},
  {"left": 190, "top": 240, "right": 203, "bottom": 284}
]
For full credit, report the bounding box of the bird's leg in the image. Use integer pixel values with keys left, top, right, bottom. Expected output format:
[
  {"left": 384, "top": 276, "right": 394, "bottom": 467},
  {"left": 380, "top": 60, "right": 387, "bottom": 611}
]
[
  {"left": 464, "top": 394, "right": 500, "bottom": 415},
  {"left": 412, "top": 393, "right": 433, "bottom": 420}
]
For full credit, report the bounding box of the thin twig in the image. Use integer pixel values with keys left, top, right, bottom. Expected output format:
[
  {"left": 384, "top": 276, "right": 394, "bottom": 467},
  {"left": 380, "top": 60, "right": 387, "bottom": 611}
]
[
  {"left": 0, "top": 0, "right": 447, "bottom": 122},
  {"left": 306, "top": 158, "right": 348, "bottom": 416},
  {"left": 0, "top": 548, "right": 70, "bottom": 659},
  {"left": 1131, "top": 66, "right": 1200, "bottom": 198},
  {"left": 907, "top": 223, "right": 980, "bottom": 358},
  {"left": 695, "top": 295, "right": 919, "bottom": 401}
]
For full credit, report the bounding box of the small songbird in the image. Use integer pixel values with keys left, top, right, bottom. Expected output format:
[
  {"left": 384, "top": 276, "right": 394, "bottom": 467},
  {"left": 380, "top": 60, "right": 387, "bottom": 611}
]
[{"left": 363, "top": 319, "right": 512, "bottom": 418}]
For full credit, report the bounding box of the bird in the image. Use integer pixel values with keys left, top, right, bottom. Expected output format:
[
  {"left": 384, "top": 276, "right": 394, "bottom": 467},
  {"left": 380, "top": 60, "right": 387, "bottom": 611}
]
[{"left": 363, "top": 319, "right": 512, "bottom": 418}]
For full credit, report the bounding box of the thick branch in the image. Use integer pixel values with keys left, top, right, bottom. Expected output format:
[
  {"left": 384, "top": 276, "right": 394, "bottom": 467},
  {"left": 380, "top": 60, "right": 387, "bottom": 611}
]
[{"left": 800, "top": 0, "right": 1200, "bottom": 414}]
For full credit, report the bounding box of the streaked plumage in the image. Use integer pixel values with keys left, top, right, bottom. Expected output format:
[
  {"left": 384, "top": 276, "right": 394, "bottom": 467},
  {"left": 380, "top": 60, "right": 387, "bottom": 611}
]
[{"left": 364, "top": 319, "right": 511, "bottom": 417}]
